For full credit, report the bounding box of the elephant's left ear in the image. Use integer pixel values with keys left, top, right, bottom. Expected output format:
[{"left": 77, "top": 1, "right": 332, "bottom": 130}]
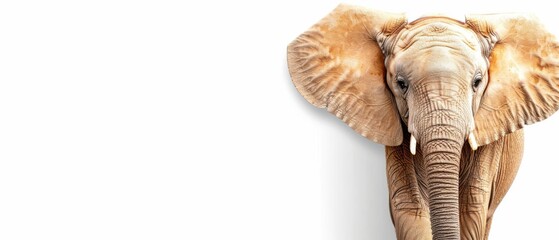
[{"left": 466, "top": 14, "right": 559, "bottom": 146}]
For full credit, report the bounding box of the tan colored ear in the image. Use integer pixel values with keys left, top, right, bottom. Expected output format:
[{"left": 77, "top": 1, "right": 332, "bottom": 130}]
[
  {"left": 287, "top": 4, "right": 406, "bottom": 146},
  {"left": 467, "top": 14, "right": 559, "bottom": 146}
]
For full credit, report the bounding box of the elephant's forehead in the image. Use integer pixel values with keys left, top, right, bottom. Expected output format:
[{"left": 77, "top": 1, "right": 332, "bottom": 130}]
[{"left": 395, "top": 19, "right": 480, "bottom": 53}]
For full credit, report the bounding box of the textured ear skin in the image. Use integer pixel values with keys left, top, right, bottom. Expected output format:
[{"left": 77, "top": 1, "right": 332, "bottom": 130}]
[
  {"left": 466, "top": 14, "right": 559, "bottom": 146},
  {"left": 287, "top": 4, "right": 407, "bottom": 146}
]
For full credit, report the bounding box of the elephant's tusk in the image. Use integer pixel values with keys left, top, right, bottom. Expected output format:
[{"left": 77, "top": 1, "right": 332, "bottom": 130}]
[
  {"left": 468, "top": 132, "right": 478, "bottom": 151},
  {"left": 410, "top": 135, "right": 417, "bottom": 155}
]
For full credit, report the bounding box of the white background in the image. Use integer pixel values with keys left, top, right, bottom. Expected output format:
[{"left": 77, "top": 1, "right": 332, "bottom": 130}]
[{"left": 1, "top": 0, "right": 558, "bottom": 239}]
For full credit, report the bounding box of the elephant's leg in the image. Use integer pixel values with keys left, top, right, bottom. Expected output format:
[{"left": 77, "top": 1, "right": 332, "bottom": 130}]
[
  {"left": 485, "top": 130, "right": 524, "bottom": 237},
  {"left": 458, "top": 130, "right": 524, "bottom": 240},
  {"left": 459, "top": 144, "right": 497, "bottom": 239},
  {"left": 458, "top": 148, "right": 492, "bottom": 239},
  {"left": 385, "top": 142, "right": 431, "bottom": 240}
]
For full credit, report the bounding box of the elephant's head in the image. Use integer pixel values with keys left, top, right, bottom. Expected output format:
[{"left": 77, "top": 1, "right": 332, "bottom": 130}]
[{"left": 287, "top": 4, "right": 559, "bottom": 239}]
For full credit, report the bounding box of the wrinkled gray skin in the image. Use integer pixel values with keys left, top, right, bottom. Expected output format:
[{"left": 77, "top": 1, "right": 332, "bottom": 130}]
[{"left": 288, "top": 4, "right": 559, "bottom": 240}]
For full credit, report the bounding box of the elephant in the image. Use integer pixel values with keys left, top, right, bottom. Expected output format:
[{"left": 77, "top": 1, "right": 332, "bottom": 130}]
[{"left": 286, "top": 4, "right": 559, "bottom": 240}]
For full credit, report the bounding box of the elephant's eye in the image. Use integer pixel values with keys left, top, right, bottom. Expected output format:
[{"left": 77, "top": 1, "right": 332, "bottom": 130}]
[
  {"left": 472, "top": 75, "right": 483, "bottom": 91},
  {"left": 396, "top": 77, "right": 408, "bottom": 93}
]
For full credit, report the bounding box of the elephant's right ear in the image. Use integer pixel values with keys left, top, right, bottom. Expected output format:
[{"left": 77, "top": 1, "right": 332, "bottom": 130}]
[
  {"left": 467, "top": 14, "right": 559, "bottom": 146},
  {"left": 287, "top": 4, "right": 407, "bottom": 146}
]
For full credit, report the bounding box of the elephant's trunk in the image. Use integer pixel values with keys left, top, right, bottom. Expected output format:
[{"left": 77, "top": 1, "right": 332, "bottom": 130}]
[
  {"left": 421, "top": 124, "right": 464, "bottom": 239},
  {"left": 413, "top": 104, "right": 469, "bottom": 240}
]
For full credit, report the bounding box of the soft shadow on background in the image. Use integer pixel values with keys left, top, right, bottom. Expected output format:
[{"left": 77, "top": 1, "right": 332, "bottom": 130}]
[
  {"left": 286, "top": 62, "right": 396, "bottom": 240},
  {"left": 320, "top": 123, "right": 395, "bottom": 240}
]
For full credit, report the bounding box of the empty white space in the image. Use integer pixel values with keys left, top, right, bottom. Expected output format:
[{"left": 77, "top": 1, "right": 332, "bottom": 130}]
[{"left": 1, "top": 0, "right": 557, "bottom": 239}]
